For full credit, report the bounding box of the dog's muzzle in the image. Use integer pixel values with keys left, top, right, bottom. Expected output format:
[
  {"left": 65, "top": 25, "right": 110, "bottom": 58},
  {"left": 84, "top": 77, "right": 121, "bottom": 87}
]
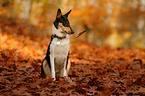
[
  {"left": 65, "top": 27, "right": 74, "bottom": 34},
  {"left": 65, "top": 31, "right": 74, "bottom": 34}
]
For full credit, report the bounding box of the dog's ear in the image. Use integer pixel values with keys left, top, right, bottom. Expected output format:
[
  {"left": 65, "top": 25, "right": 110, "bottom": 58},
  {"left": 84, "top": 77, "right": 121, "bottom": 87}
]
[
  {"left": 65, "top": 9, "right": 72, "bottom": 17},
  {"left": 56, "top": 9, "right": 62, "bottom": 18}
]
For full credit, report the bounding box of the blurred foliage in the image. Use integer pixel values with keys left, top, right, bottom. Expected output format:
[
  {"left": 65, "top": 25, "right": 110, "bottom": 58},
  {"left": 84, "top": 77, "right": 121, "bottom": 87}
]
[{"left": 0, "top": 0, "right": 144, "bottom": 48}]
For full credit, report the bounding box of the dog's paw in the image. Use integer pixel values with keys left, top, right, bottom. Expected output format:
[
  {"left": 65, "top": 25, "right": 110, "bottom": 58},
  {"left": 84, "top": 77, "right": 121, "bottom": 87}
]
[
  {"left": 63, "top": 70, "right": 67, "bottom": 77},
  {"left": 51, "top": 77, "right": 56, "bottom": 81},
  {"left": 46, "top": 76, "right": 56, "bottom": 81}
]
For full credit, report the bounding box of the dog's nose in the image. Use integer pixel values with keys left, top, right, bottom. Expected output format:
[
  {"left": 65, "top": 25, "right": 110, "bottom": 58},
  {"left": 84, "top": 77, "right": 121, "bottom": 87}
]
[{"left": 71, "top": 31, "right": 74, "bottom": 34}]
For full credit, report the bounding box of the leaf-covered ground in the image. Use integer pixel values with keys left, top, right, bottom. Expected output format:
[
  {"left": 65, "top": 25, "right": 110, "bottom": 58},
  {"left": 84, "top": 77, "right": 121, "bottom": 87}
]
[{"left": 0, "top": 17, "right": 145, "bottom": 96}]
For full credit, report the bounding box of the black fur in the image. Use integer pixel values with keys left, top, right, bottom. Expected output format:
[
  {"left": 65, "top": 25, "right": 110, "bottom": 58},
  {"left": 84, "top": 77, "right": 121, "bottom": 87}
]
[
  {"left": 41, "top": 59, "right": 45, "bottom": 78},
  {"left": 45, "top": 35, "right": 54, "bottom": 68},
  {"left": 41, "top": 35, "right": 54, "bottom": 78},
  {"left": 65, "top": 52, "right": 69, "bottom": 69}
]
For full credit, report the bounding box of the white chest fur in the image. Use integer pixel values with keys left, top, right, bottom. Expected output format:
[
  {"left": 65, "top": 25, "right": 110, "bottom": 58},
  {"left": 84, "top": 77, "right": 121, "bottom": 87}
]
[{"left": 50, "top": 38, "right": 70, "bottom": 58}]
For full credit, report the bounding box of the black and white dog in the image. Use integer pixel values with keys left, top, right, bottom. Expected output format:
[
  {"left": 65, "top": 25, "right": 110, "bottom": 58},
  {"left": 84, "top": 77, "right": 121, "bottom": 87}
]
[{"left": 41, "top": 9, "right": 74, "bottom": 80}]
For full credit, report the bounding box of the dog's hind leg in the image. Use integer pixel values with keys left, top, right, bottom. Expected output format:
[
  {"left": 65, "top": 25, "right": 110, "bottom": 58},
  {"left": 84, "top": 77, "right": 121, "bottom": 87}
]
[
  {"left": 66, "top": 60, "right": 71, "bottom": 76},
  {"left": 42, "top": 59, "right": 51, "bottom": 78},
  {"left": 41, "top": 60, "right": 45, "bottom": 78},
  {"left": 65, "top": 53, "right": 71, "bottom": 77}
]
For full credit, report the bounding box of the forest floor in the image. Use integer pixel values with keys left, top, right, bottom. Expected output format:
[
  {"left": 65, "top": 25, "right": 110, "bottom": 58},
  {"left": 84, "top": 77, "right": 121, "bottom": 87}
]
[{"left": 0, "top": 17, "right": 145, "bottom": 96}]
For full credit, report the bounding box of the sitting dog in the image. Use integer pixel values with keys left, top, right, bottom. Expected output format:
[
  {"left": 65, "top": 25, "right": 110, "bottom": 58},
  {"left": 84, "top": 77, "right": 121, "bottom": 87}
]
[{"left": 41, "top": 9, "right": 74, "bottom": 80}]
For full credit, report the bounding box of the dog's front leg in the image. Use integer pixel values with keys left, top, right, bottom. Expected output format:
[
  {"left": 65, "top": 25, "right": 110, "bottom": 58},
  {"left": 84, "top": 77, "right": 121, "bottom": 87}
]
[
  {"left": 50, "top": 53, "right": 56, "bottom": 80},
  {"left": 63, "top": 58, "right": 68, "bottom": 77},
  {"left": 63, "top": 67, "right": 67, "bottom": 77}
]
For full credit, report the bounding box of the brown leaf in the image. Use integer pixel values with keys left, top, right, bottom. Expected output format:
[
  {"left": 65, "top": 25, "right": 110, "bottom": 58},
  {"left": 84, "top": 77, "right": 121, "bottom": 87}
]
[{"left": 60, "top": 87, "right": 67, "bottom": 93}]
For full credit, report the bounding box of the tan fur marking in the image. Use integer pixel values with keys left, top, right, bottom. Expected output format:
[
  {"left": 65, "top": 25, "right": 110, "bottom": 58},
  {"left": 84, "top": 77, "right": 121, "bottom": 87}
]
[
  {"left": 58, "top": 23, "right": 71, "bottom": 33},
  {"left": 43, "top": 59, "right": 51, "bottom": 78}
]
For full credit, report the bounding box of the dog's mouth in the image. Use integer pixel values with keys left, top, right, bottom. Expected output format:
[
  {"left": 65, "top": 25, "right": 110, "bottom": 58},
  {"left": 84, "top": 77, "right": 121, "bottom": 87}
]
[
  {"left": 64, "top": 29, "right": 74, "bottom": 34},
  {"left": 65, "top": 31, "right": 74, "bottom": 34}
]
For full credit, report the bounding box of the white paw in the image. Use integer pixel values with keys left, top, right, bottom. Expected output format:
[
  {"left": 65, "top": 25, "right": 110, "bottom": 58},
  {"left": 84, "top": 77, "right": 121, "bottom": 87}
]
[
  {"left": 51, "top": 74, "right": 56, "bottom": 81},
  {"left": 63, "top": 70, "right": 67, "bottom": 77},
  {"left": 52, "top": 76, "right": 56, "bottom": 80}
]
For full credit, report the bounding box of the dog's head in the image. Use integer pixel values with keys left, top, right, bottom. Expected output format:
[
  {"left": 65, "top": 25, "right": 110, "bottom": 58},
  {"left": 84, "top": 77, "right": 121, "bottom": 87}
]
[{"left": 53, "top": 9, "right": 74, "bottom": 34}]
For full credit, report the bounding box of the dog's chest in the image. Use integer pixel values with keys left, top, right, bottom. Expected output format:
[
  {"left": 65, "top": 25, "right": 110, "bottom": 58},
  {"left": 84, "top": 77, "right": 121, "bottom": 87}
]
[{"left": 50, "top": 37, "right": 70, "bottom": 65}]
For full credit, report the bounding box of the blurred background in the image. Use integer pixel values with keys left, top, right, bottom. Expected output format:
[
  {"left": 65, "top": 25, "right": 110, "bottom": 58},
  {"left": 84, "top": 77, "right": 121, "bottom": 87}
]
[{"left": 0, "top": 0, "right": 145, "bottom": 48}]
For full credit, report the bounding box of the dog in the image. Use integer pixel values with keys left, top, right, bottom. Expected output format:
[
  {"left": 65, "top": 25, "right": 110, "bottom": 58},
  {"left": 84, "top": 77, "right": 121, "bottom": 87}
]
[{"left": 41, "top": 9, "right": 74, "bottom": 80}]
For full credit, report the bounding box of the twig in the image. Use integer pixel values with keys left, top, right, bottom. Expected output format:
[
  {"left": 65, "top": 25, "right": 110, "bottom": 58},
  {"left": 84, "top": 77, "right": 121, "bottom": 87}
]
[{"left": 76, "top": 30, "right": 87, "bottom": 38}]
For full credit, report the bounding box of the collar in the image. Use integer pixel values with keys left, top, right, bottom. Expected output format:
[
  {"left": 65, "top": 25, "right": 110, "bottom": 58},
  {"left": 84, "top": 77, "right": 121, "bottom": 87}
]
[{"left": 52, "top": 34, "right": 66, "bottom": 39}]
